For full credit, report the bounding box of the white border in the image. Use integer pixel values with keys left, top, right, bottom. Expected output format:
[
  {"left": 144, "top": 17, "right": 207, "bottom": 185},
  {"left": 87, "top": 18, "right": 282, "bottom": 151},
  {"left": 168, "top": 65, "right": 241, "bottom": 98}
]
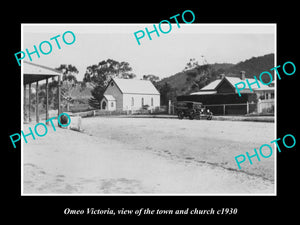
[
  {"left": 274, "top": 24, "right": 277, "bottom": 196},
  {"left": 21, "top": 23, "right": 277, "bottom": 196},
  {"left": 21, "top": 24, "right": 24, "bottom": 196}
]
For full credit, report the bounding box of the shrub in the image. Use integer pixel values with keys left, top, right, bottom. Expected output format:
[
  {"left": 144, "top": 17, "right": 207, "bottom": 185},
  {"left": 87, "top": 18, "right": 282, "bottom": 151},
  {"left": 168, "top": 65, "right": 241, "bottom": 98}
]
[{"left": 142, "top": 105, "right": 150, "bottom": 110}]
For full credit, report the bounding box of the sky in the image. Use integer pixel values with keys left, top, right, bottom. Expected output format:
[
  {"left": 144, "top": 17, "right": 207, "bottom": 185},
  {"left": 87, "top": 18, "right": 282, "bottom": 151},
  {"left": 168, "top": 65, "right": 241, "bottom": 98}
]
[{"left": 22, "top": 24, "right": 276, "bottom": 81}]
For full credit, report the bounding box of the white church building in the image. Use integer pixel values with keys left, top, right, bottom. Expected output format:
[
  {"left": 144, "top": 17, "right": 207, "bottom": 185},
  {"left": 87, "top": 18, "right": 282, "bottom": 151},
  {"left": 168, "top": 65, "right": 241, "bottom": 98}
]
[{"left": 100, "top": 78, "right": 160, "bottom": 111}]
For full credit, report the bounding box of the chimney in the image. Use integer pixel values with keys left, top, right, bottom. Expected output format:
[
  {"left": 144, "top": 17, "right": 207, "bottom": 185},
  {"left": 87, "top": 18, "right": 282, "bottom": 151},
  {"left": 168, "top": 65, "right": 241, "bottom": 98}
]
[{"left": 240, "top": 71, "right": 246, "bottom": 80}]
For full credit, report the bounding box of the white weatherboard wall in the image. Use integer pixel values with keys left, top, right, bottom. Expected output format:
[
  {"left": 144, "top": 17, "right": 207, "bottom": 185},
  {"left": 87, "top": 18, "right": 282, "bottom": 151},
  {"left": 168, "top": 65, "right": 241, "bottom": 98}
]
[{"left": 123, "top": 94, "right": 160, "bottom": 110}]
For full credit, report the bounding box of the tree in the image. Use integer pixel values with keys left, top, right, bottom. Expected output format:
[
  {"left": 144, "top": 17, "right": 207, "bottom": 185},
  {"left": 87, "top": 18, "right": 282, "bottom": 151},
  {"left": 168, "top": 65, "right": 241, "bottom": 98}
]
[
  {"left": 38, "top": 64, "right": 79, "bottom": 111},
  {"left": 83, "top": 59, "right": 136, "bottom": 109},
  {"left": 88, "top": 85, "right": 104, "bottom": 109},
  {"left": 158, "top": 82, "right": 175, "bottom": 106},
  {"left": 142, "top": 74, "right": 160, "bottom": 89},
  {"left": 182, "top": 55, "right": 208, "bottom": 72},
  {"left": 183, "top": 58, "right": 199, "bottom": 72},
  {"left": 186, "top": 64, "right": 216, "bottom": 92},
  {"left": 55, "top": 64, "right": 79, "bottom": 111},
  {"left": 142, "top": 74, "right": 160, "bottom": 82},
  {"left": 182, "top": 56, "right": 216, "bottom": 93}
]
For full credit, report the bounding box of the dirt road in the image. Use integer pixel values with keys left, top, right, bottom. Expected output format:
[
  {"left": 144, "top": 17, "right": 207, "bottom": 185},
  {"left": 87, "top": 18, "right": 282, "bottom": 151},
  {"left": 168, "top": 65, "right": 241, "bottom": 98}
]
[{"left": 23, "top": 117, "right": 275, "bottom": 194}]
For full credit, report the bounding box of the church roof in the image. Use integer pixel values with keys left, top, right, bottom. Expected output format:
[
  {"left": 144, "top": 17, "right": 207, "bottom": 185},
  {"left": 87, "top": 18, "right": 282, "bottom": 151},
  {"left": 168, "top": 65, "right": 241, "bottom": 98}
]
[{"left": 111, "top": 78, "right": 160, "bottom": 95}]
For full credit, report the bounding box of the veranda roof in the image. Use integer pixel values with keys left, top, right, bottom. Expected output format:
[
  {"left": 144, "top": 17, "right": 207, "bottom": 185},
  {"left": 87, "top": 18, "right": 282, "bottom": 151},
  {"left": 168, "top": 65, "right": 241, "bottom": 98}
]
[{"left": 23, "top": 61, "right": 61, "bottom": 85}]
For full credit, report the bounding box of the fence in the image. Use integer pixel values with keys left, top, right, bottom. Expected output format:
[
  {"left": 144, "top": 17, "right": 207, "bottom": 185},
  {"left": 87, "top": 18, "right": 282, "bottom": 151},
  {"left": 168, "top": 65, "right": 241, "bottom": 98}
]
[
  {"left": 204, "top": 103, "right": 257, "bottom": 115},
  {"left": 257, "top": 99, "right": 274, "bottom": 114},
  {"left": 29, "top": 102, "right": 272, "bottom": 119},
  {"left": 67, "top": 102, "right": 272, "bottom": 117},
  {"left": 70, "top": 106, "right": 169, "bottom": 118},
  {"left": 72, "top": 109, "right": 128, "bottom": 118}
]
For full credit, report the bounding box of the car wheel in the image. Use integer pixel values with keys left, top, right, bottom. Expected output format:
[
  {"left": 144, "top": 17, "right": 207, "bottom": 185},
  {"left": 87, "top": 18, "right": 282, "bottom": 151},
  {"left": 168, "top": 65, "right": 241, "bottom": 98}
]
[
  {"left": 189, "top": 114, "right": 194, "bottom": 120},
  {"left": 178, "top": 112, "right": 184, "bottom": 120}
]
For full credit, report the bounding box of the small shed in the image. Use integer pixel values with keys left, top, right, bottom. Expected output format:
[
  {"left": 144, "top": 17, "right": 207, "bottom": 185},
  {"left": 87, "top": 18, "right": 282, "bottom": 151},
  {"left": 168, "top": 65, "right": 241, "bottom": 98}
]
[{"left": 23, "top": 61, "right": 62, "bottom": 124}]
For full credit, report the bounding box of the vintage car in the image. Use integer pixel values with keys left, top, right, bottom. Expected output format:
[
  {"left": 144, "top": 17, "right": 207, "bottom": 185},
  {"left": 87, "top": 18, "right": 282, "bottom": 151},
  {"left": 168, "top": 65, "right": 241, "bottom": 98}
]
[{"left": 175, "top": 101, "right": 213, "bottom": 120}]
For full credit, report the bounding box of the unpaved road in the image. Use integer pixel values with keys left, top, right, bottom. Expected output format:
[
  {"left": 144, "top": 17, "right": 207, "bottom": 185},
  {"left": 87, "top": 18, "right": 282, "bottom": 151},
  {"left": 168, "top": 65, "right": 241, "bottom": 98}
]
[{"left": 23, "top": 117, "right": 275, "bottom": 194}]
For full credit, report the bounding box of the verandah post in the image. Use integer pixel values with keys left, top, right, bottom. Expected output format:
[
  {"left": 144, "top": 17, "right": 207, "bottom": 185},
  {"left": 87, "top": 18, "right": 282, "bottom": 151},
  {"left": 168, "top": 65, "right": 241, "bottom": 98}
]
[
  {"left": 57, "top": 75, "right": 62, "bottom": 127},
  {"left": 28, "top": 83, "right": 31, "bottom": 122},
  {"left": 46, "top": 78, "right": 49, "bottom": 124},
  {"left": 24, "top": 84, "right": 26, "bottom": 122},
  {"left": 36, "top": 81, "right": 39, "bottom": 123},
  {"left": 247, "top": 101, "right": 249, "bottom": 114}
]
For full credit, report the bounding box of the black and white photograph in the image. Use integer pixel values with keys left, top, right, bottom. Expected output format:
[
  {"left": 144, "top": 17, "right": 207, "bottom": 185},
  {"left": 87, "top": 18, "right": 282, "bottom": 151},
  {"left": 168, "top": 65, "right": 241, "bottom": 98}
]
[
  {"left": 4, "top": 3, "right": 299, "bottom": 222},
  {"left": 20, "top": 23, "right": 276, "bottom": 195}
]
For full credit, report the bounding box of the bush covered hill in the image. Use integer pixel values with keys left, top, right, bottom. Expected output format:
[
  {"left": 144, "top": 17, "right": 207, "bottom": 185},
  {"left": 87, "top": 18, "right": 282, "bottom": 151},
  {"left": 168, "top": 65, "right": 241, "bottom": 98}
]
[
  {"left": 157, "top": 53, "right": 275, "bottom": 97},
  {"left": 223, "top": 53, "right": 275, "bottom": 78}
]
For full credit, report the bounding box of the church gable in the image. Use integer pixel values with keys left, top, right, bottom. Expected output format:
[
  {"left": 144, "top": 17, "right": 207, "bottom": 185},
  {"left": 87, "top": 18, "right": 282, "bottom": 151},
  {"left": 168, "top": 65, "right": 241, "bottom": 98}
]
[{"left": 103, "top": 79, "right": 123, "bottom": 110}]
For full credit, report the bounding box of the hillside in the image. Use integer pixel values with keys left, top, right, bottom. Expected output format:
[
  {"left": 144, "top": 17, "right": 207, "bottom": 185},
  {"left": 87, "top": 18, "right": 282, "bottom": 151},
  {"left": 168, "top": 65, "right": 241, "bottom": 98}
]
[
  {"left": 157, "top": 53, "right": 275, "bottom": 96},
  {"left": 159, "top": 63, "right": 234, "bottom": 92},
  {"left": 224, "top": 53, "right": 275, "bottom": 79}
]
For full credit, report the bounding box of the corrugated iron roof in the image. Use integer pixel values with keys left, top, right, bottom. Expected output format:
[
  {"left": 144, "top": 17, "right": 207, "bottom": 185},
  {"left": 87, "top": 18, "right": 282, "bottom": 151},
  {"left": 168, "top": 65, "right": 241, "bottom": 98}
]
[
  {"left": 226, "top": 77, "right": 271, "bottom": 90},
  {"left": 23, "top": 61, "right": 61, "bottom": 85},
  {"left": 201, "top": 79, "right": 222, "bottom": 90},
  {"left": 112, "top": 78, "right": 160, "bottom": 95},
  {"left": 200, "top": 76, "right": 272, "bottom": 91},
  {"left": 23, "top": 61, "right": 61, "bottom": 76}
]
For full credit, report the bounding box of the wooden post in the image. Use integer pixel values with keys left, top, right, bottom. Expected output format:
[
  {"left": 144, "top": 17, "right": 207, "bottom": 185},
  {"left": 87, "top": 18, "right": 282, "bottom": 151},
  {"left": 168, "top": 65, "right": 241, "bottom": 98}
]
[
  {"left": 36, "top": 81, "right": 39, "bottom": 123},
  {"left": 24, "top": 84, "right": 26, "bottom": 122},
  {"left": 257, "top": 101, "right": 261, "bottom": 114},
  {"left": 28, "top": 83, "right": 31, "bottom": 122},
  {"left": 246, "top": 101, "right": 249, "bottom": 114},
  {"left": 57, "top": 75, "right": 61, "bottom": 126},
  {"left": 46, "top": 78, "right": 49, "bottom": 124},
  {"left": 223, "top": 104, "right": 226, "bottom": 116}
]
